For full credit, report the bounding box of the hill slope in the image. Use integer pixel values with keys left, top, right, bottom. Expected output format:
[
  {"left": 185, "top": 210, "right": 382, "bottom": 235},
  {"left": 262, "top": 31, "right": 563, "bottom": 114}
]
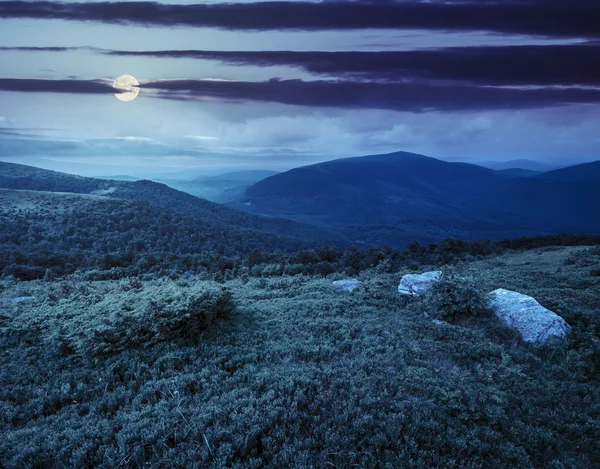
[
  {"left": 535, "top": 160, "right": 600, "bottom": 183},
  {"left": 237, "top": 152, "right": 600, "bottom": 245},
  {"left": 0, "top": 189, "right": 315, "bottom": 278},
  {"left": 1, "top": 246, "right": 599, "bottom": 467},
  {"left": 0, "top": 161, "right": 340, "bottom": 246}
]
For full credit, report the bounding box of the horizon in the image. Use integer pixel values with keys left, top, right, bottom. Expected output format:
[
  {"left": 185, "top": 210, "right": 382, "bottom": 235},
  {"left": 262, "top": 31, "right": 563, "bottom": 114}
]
[
  {"left": 1, "top": 0, "right": 600, "bottom": 176},
  {"left": 2, "top": 150, "right": 597, "bottom": 180}
]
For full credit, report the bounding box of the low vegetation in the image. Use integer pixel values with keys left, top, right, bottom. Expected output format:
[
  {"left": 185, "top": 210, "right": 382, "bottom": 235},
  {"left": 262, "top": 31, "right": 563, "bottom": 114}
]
[{"left": 1, "top": 246, "right": 599, "bottom": 468}]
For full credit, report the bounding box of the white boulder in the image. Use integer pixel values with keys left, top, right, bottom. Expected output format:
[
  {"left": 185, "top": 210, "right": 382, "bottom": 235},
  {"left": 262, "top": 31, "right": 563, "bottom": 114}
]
[
  {"left": 488, "top": 288, "right": 571, "bottom": 343},
  {"left": 398, "top": 271, "right": 442, "bottom": 296},
  {"left": 332, "top": 279, "right": 361, "bottom": 292}
]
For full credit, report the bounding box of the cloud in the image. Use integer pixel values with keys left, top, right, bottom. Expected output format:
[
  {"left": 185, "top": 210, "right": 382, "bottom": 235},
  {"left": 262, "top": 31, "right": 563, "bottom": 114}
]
[
  {"left": 0, "top": 135, "right": 203, "bottom": 157},
  {"left": 184, "top": 135, "right": 220, "bottom": 141},
  {"left": 0, "top": 0, "right": 598, "bottom": 37},
  {"left": 0, "top": 125, "right": 63, "bottom": 138},
  {"left": 5, "top": 43, "right": 599, "bottom": 87},
  {"left": 0, "top": 46, "right": 78, "bottom": 52},
  {"left": 0, "top": 128, "right": 27, "bottom": 137},
  {"left": 3, "top": 76, "right": 600, "bottom": 111},
  {"left": 104, "top": 44, "right": 600, "bottom": 87},
  {"left": 141, "top": 78, "right": 600, "bottom": 112},
  {"left": 0, "top": 78, "right": 116, "bottom": 94}
]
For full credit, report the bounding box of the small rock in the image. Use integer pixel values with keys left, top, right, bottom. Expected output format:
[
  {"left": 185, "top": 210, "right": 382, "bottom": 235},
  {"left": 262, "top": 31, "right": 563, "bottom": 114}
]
[
  {"left": 398, "top": 271, "right": 442, "bottom": 296},
  {"left": 332, "top": 279, "right": 361, "bottom": 292},
  {"left": 0, "top": 297, "right": 35, "bottom": 303},
  {"left": 488, "top": 288, "right": 571, "bottom": 343}
]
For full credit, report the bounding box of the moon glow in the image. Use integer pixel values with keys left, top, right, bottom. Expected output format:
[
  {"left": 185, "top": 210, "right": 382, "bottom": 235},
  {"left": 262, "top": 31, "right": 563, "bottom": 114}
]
[{"left": 113, "top": 74, "right": 140, "bottom": 102}]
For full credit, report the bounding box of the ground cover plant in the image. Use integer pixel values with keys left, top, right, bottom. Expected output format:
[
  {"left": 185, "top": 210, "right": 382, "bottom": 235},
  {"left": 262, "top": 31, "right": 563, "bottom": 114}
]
[{"left": 1, "top": 246, "right": 599, "bottom": 468}]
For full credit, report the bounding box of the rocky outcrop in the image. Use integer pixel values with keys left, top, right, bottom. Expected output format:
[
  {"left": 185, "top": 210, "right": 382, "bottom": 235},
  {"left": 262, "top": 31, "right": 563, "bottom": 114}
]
[
  {"left": 398, "top": 271, "right": 442, "bottom": 296},
  {"left": 332, "top": 279, "right": 361, "bottom": 292},
  {"left": 488, "top": 288, "right": 571, "bottom": 343}
]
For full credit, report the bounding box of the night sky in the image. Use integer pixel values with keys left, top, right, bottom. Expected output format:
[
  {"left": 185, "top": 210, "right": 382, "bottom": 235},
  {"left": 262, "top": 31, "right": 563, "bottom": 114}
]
[{"left": 1, "top": 0, "right": 599, "bottom": 176}]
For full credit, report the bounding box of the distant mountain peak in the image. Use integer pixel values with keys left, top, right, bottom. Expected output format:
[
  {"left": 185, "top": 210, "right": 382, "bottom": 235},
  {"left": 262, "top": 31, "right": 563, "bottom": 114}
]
[{"left": 475, "top": 159, "right": 560, "bottom": 172}]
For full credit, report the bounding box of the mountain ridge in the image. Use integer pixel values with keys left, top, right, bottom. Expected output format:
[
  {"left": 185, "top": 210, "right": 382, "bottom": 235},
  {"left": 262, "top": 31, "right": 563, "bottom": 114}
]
[{"left": 237, "top": 151, "right": 600, "bottom": 245}]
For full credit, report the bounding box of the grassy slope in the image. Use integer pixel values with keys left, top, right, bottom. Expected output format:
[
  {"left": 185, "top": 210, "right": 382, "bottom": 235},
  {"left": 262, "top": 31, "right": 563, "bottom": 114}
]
[
  {"left": 0, "top": 162, "right": 341, "bottom": 247},
  {"left": 1, "top": 246, "right": 599, "bottom": 468}
]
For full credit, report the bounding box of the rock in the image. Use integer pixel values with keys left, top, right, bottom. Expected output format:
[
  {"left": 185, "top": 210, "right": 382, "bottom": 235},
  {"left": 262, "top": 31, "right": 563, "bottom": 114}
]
[
  {"left": 0, "top": 297, "right": 35, "bottom": 303},
  {"left": 424, "top": 311, "right": 448, "bottom": 326},
  {"left": 332, "top": 279, "right": 361, "bottom": 292},
  {"left": 488, "top": 288, "right": 571, "bottom": 343},
  {"left": 398, "top": 271, "right": 442, "bottom": 296}
]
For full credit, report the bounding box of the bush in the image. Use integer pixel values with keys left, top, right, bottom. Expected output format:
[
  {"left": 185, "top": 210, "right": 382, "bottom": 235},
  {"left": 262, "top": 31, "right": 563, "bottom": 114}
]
[
  {"left": 421, "top": 267, "right": 490, "bottom": 323},
  {"left": 154, "top": 287, "right": 234, "bottom": 342},
  {"left": 2, "top": 264, "right": 45, "bottom": 281},
  {"left": 89, "top": 284, "right": 235, "bottom": 356}
]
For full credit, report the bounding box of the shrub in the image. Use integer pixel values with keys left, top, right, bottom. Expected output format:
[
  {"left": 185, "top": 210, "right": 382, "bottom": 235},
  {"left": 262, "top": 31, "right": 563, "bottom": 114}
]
[
  {"left": 421, "top": 267, "right": 490, "bottom": 323},
  {"left": 89, "top": 284, "right": 235, "bottom": 356},
  {"left": 2, "top": 264, "right": 45, "bottom": 281},
  {"left": 154, "top": 287, "right": 234, "bottom": 342}
]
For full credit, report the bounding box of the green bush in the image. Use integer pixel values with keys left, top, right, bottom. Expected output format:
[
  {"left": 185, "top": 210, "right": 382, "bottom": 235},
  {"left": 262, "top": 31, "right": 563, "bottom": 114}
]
[
  {"left": 2, "top": 264, "right": 45, "bottom": 281},
  {"left": 421, "top": 267, "right": 491, "bottom": 323},
  {"left": 88, "top": 283, "right": 235, "bottom": 356}
]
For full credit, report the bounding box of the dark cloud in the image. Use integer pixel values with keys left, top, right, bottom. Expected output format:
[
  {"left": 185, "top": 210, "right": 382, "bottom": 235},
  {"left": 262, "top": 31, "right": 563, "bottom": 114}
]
[
  {"left": 0, "top": 78, "right": 117, "bottom": 94},
  {"left": 141, "top": 78, "right": 600, "bottom": 112},
  {"left": 3, "top": 76, "right": 599, "bottom": 111},
  {"left": 0, "top": 0, "right": 599, "bottom": 37},
  {"left": 0, "top": 46, "right": 102, "bottom": 52},
  {"left": 106, "top": 44, "right": 600, "bottom": 87},
  {"left": 6, "top": 43, "right": 599, "bottom": 87},
  {"left": 0, "top": 127, "right": 30, "bottom": 137},
  {"left": 0, "top": 46, "right": 75, "bottom": 52}
]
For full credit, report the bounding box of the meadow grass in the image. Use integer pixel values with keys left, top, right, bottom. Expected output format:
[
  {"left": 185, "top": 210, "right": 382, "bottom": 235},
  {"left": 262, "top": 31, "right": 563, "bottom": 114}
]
[{"left": 0, "top": 246, "right": 599, "bottom": 468}]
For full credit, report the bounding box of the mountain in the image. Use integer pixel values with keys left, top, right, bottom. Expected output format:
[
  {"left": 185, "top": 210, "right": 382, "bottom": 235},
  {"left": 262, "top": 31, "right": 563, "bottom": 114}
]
[
  {"left": 535, "top": 161, "right": 600, "bottom": 183},
  {"left": 236, "top": 152, "right": 600, "bottom": 245},
  {"left": 157, "top": 170, "right": 278, "bottom": 202},
  {"left": 240, "top": 151, "right": 511, "bottom": 225},
  {"left": 0, "top": 161, "right": 341, "bottom": 247},
  {"left": 495, "top": 168, "right": 541, "bottom": 178},
  {"left": 477, "top": 159, "right": 560, "bottom": 172}
]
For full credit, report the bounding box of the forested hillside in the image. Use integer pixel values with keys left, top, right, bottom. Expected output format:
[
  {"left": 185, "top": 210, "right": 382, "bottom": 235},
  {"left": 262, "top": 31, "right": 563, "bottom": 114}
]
[
  {"left": 238, "top": 152, "right": 600, "bottom": 245},
  {"left": 0, "top": 162, "right": 340, "bottom": 246},
  {"left": 0, "top": 189, "right": 311, "bottom": 279}
]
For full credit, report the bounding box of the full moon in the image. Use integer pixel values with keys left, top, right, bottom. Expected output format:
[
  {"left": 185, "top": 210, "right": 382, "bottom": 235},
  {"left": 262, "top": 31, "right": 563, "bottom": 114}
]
[{"left": 113, "top": 74, "right": 139, "bottom": 102}]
